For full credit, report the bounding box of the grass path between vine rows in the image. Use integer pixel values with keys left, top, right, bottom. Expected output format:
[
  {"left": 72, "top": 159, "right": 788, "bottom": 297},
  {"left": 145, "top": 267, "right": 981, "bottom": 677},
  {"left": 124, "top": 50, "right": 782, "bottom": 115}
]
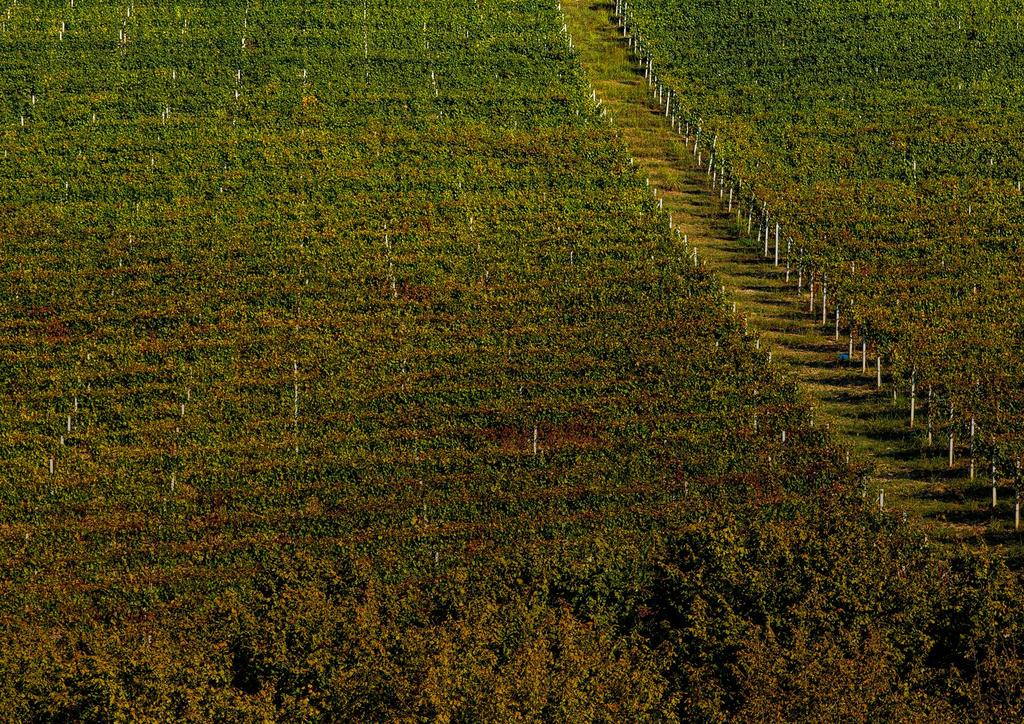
[{"left": 563, "top": 0, "right": 1022, "bottom": 556}]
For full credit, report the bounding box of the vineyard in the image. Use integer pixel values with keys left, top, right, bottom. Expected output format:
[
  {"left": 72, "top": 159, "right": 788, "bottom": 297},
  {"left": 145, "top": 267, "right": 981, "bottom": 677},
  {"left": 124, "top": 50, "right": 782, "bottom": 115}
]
[
  {"left": 1, "top": 0, "right": 1024, "bottom": 719},
  {"left": 619, "top": 0, "right": 1024, "bottom": 530}
]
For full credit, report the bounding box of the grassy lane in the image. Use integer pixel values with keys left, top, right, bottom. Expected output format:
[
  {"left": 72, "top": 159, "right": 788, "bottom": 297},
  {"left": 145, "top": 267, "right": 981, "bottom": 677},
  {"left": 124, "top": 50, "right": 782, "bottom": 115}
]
[{"left": 562, "top": 0, "right": 1020, "bottom": 553}]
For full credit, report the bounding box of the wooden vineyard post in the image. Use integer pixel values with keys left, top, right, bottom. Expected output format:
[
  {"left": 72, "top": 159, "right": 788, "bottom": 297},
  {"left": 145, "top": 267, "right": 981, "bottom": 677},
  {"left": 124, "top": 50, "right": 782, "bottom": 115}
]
[
  {"left": 948, "top": 404, "right": 955, "bottom": 468},
  {"left": 909, "top": 373, "right": 916, "bottom": 429},
  {"left": 969, "top": 417, "right": 976, "bottom": 480},
  {"left": 992, "top": 456, "right": 997, "bottom": 508},
  {"left": 821, "top": 275, "right": 827, "bottom": 326},
  {"left": 293, "top": 361, "right": 299, "bottom": 454},
  {"left": 774, "top": 223, "right": 779, "bottom": 266},
  {"left": 876, "top": 354, "right": 881, "bottom": 390},
  {"left": 927, "top": 387, "right": 933, "bottom": 446}
]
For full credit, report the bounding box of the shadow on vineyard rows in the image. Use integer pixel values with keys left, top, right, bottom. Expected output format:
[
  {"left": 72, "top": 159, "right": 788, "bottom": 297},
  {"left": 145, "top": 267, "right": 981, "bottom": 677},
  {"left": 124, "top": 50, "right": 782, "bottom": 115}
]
[{"left": 563, "top": 0, "right": 1022, "bottom": 556}]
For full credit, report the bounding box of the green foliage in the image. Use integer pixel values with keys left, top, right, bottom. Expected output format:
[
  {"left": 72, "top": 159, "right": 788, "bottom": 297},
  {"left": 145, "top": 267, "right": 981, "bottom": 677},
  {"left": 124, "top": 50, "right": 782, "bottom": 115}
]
[
  {"left": 1, "top": 0, "right": 1023, "bottom": 718},
  {"left": 628, "top": 0, "right": 1024, "bottom": 475}
]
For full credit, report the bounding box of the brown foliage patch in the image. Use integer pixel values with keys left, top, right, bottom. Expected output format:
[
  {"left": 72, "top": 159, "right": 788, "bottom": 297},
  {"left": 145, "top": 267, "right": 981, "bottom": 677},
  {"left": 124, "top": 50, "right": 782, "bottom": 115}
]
[
  {"left": 396, "top": 280, "right": 433, "bottom": 303},
  {"left": 26, "top": 307, "right": 70, "bottom": 343},
  {"left": 482, "top": 421, "right": 604, "bottom": 454}
]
